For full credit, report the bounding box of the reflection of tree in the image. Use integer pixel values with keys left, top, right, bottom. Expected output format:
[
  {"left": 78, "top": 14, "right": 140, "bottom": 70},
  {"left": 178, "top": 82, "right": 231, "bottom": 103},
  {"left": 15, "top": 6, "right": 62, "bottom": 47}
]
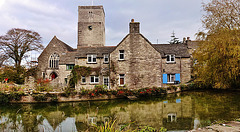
[
  {"left": 192, "top": 91, "right": 240, "bottom": 122},
  {"left": 22, "top": 112, "right": 44, "bottom": 132},
  {"left": 2, "top": 92, "right": 240, "bottom": 131}
]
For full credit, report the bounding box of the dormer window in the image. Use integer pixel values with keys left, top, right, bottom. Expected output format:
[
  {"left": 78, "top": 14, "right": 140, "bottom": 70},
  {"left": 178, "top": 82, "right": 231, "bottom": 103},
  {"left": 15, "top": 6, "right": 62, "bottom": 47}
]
[
  {"left": 104, "top": 54, "right": 109, "bottom": 63},
  {"left": 119, "top": 50, "right": 124, "bottom": 60},
  {"left": 87, "top": 55, "right": 97, "bottom": 63},
  {"left": 166, "top": 55, "right": 175, "bottom": 63}
]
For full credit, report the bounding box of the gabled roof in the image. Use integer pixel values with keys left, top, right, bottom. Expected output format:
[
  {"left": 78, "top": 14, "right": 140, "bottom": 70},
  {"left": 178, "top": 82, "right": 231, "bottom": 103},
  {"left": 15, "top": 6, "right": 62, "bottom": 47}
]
[
  {"left": 52, "top": 36, "right": 75, "bottom": 52},
  {"left": 76, "top": 46, "right": 116, "bottom": 58},
  {"left": 38, "top": 36, "right": 76, "bottom": 60},
  {"left": 152, "top": 44, "right": 190, "bottom": 58}
]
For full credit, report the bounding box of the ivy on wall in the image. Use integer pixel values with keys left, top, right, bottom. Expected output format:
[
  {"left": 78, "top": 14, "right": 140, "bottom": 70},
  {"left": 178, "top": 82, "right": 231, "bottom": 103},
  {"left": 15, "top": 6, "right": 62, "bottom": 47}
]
[{"left": 70, "top": 65, "right": 101, "bottom": 85}]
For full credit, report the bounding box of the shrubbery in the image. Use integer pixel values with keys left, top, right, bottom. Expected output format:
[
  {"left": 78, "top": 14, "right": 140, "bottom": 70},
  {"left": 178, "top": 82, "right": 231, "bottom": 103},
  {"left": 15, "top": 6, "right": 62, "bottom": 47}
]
[
  {"left": 32, "top": 94, "right": 48, "bottom": 102},
  {"left": 0, "top": 91, "right": 25, "bottom": 103}
]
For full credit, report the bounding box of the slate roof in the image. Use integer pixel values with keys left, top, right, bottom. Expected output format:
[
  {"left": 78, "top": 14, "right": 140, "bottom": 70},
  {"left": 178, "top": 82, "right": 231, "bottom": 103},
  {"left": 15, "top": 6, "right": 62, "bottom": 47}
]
[
  {"left": 59, "top": 44, "right": 189, "bottom": 65},
  {"left": 59, "top": 51, "right": 77, "bottom": 65},
  {"left": 152, "top": 44, "right": 190, "bottom": 58},
  {"left": 53, "top": 36, "right": 75, "bottom": 52},
  {"left": 75, "top": 46, "right": 116, "bottom": 58}
]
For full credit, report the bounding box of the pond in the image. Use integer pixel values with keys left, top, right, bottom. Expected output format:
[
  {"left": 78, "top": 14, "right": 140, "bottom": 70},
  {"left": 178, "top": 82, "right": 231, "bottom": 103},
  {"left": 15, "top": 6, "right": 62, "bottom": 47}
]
[{"left": 0, "top": 90, "right": 240, "bottom": 132}]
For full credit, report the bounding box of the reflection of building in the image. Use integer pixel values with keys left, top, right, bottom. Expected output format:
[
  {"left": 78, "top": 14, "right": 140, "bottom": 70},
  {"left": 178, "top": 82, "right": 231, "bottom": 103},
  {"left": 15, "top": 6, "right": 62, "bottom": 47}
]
[
  {"left": 44, "top": 111, "right": 66, "bottom": 131},
  {"left": 72, "top": 96, "right": 193, "bottom": 131}
]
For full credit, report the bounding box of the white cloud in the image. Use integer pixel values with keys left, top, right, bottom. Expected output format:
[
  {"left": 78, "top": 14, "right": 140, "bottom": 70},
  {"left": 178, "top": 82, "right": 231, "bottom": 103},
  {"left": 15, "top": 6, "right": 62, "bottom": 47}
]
[
  {"left": 0, "top": 0, "right": 209, "bottom": 49},
  {"left": 0, "top": 0, "right": 5, "bottom": 7}
]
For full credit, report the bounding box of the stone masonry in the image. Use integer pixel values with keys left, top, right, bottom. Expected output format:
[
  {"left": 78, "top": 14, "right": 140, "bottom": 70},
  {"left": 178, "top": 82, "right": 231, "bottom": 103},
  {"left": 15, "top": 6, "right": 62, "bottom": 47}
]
[{"left": 37, "top": 5, "right": 192, "bottom": 90}]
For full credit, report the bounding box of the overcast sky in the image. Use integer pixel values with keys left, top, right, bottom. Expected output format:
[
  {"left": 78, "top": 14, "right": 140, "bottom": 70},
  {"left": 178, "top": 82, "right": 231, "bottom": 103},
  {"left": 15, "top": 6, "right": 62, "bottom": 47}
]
[{"left": 0, "top": 0, "right": 209, "bottom": 49}]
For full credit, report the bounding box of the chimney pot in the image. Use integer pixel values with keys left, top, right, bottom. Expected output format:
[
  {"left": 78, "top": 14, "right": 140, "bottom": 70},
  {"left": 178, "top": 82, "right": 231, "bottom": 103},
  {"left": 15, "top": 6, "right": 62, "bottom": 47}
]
[{"left": 131, "top": 19, "right": 134, "bottom": 23}]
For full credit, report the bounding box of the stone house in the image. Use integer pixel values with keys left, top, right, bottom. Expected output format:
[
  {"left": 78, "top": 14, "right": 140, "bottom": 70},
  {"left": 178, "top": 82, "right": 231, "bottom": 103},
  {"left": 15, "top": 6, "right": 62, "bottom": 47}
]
[{"left": 38, "top": 5, "right": 191, "bottom": 90}]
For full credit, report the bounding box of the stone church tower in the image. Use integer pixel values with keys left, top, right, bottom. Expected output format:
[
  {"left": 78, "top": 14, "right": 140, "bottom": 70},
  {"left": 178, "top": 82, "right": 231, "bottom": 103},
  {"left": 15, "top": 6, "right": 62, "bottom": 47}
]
[{"left": 77, "top": 6, "right": 105, "bottom": 48}]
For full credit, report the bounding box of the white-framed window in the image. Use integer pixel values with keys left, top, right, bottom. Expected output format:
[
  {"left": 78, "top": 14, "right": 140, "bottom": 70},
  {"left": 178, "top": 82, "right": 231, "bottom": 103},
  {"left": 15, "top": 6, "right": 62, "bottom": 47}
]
[
  {"left": 90, "top": 76, "right": 99, "bottom": 84},
  {"left": 103, "top": 76, "right": 109, "bottom": 89},
  {"left": 49, "top": 53, "right": 59, "bottom": 68},
  {"left": 104, "top": 54, "right": 109, "bottom": 63},
  {"left": 119, "top": 74, "right": 125, "bottom": 86},
  {"left": 167, "top": 74, "right": 175, "bottom": 83},
  {"left": 166, "top": 55, "right": 175, "bottom": 63},
  {"left": 82, "top": 76, "right": 86, "bottom": 83},
  {"left": 119, "top": 50, "right": 124, "bottom": 60},
  {"left": 168, "top": 113, "right": 177, "bottom": 122},
  {"left": 87, "top": 54, "right": 97, "bottom": 63}
]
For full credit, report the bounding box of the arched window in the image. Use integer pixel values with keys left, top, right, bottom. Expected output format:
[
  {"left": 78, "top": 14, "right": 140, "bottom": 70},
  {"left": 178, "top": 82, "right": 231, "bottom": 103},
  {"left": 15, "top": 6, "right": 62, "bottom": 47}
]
[{"left": 49, "top": 53, "right": 59, "bottom": 68}]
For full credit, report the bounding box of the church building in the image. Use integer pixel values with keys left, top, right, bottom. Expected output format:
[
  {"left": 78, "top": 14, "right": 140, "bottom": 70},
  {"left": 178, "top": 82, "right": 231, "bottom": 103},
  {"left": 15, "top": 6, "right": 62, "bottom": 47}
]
[{"left": 38, "top": 6, "right": 191, "bottom": 90}]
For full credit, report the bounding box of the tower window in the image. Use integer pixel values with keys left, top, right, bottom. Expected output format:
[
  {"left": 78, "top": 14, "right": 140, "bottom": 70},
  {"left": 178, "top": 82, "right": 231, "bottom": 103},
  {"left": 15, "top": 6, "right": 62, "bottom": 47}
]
[
  {"left": 88, "top": 25, "right": 92, "bottom": 30},
  {"left": 49, "top": 53, "right": 59, "bottom": 68}
]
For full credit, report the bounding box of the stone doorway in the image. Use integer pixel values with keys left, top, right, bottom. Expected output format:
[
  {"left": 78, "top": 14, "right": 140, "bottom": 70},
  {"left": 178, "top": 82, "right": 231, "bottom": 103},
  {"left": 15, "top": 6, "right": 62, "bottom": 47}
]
[{"left": 50, "top": 72, "right": 58, "bottom": 80}]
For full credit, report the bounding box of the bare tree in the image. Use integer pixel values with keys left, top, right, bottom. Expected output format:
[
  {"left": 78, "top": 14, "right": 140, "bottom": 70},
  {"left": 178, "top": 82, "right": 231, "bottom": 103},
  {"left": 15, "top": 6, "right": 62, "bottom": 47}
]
[
  {"left": 0, "top": 28, "right": 44, "bottom": 69},
  {"left": 202, "top": 0, "right": 240, "bottom": 33}
]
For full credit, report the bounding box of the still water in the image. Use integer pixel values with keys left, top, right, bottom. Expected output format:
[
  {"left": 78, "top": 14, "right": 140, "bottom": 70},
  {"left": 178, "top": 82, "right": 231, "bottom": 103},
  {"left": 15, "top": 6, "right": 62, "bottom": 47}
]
[{"left": 1, "top": 90, "right": 240, "bottom": 132}]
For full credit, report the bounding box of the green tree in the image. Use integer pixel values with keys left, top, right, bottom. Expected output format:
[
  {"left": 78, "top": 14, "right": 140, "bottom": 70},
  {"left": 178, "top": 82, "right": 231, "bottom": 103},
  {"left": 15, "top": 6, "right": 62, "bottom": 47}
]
[
  {"left": 169, "top": 31, "right": 181, "bottom": 44},
  {"left": 194, "top": 29, "right": 240, "bottom": 89},
  {"left": 194, "top": 0, "right": 240, "bottom": 89}
]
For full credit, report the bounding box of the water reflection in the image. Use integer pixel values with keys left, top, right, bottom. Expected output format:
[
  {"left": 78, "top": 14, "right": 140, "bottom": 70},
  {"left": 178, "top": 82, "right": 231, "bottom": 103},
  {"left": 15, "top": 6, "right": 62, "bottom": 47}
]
[{"left": 1, "top": 91, "right": 240, "bottom": 132}]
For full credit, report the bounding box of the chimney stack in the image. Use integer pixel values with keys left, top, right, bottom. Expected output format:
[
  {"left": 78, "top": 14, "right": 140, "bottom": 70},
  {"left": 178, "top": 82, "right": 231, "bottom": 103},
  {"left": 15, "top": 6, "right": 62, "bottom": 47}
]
[{"left": 129, "top": 19, "right": 140, "bottom": 34}]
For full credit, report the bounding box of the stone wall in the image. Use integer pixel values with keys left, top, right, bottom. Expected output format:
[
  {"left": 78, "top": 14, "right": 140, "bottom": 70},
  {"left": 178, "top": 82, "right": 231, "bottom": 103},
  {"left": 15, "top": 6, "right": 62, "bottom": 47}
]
[
  {"left": 110, "top": 33, "right": 162, "bottom": 89},
  {"left": 75, "top": 58, "right": 110, "bottom": 90},
  {"left": 78, "top": 6, "right": 105, "bottom": 47},
  {"left": 162, "top": 57, "right": 191, "bottom": 86},
  {"left": 37, "top": 36, "right": 73, "bottom": 88}
]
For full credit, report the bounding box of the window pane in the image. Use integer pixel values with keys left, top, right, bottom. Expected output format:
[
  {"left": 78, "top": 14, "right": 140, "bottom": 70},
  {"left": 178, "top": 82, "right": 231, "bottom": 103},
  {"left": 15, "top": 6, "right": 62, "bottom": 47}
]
[
  {"left": 119, "top": 50, "right": 124, "bottom": 53},
  {"left": 82, "top": 76, "right": 86, "bottom": 83},
  {"left": 171, "top": 55, "right": 175, "bottom": 61},
  {"left": 120, "top": 78, "right": 124, "bottom": 85},
  {"left": 95, "top": 76, "right": 99, "bottom": 83},
  {"left": 91, "top": 76, "right": 94, "bottom": 83},
  {"left": 88, "top": 56, "right": 92, "bottom": 62},
  {"left": 56, "top": 60, "right": 59, "bottom": 68},
  {"left": 167, "top": 74, "right": 170, "bottom": 82},
  {"left": 167, "top": 55, "right": 170, "bottom": 61},
  {"left": 104, "top": 77, "right": 109, "bottom": 86},
  {"left": 104, "top": 55, "right": 109, "bottom": 62},
  {"left": 93, "top": 57, "right": 96, "bottom": 62},
  {"left": 171, "top": 75, "right": 175, "bottom": 82},
  {"left": 120, "top": 75, "right": 124, "bottom": 85},
  {"left": 120, "top": 54, "right": 124, "bottom": 59}
]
